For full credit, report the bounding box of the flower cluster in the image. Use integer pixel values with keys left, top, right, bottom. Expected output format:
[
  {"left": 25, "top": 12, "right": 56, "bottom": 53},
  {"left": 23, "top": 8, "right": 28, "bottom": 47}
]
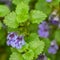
[
  {"left": 38, "top": 21, "right": 49, "bottom": 38},
  {"left": 7, "top": 32, "right": 25, "bottom": 49},
  {"left": 48, "top": 40, "right": 59, "bottom": 54},
  {"left": 49, "top": 10, "right": 59, "bottom": 25}
]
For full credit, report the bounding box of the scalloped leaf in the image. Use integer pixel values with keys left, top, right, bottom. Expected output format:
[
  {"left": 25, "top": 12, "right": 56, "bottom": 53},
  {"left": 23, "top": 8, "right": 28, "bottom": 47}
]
[
  {"left": 29, "top": 38, "right": 45, "bottom": 57},
  {"left": 35, "top": 0, "right": 51, "bottom": 15},
  {"left": 22, "top": 50, "right": 34, "bottom": 60},
  {"left": 33, "top": 41, "right": 45, "bottom": 57},
  {"left": 12, "top": 0, "right": 30, "bottom": 5},
  {"left": 4, "top": 12, "right": 19, "bottom": 28},
  {"left": 0, "top": 5, "right": 10, "bottom": 17},
  {"left": 16, "top": 2, "right": 29, "bottom": 23},
  {"left": 29, "top": 39, "right": 41, "bottom": 49},
  {"left": 30, "top": 10, "right": 47, "bottom": 24},
  {"left": 9, "top": 52, "right": 23, "bottom": 60}
]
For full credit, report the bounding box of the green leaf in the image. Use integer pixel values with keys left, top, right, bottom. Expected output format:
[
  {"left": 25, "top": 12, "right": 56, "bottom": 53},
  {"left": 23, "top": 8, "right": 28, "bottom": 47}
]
[
  {"left": 29, "top": 39, "right": 41, "bottom": 49},
  {"left": 30, "top": 10, "right": 47, "bottom": 24},
  {"left": 12, "top": 0, "right": 21, "bottom": 5},
  {"left": 0, "top": 5, "right": 10, "bottom": 17},
  {"left": 4, "top": 12, "right": 19, "bottom": 28},
  {"left": 22, "top": 50, "right": 34, "bottom": 60},
  {"left": 16, "top": 2, "right": 29, "bottom": 23},
  {"left": 33, "top": 41, "right": 45, "bottom": 57},
  {"left": 12, "top": 0, "right": 30, "bottom": 5},
  {"left": 55, "top": 29, "right": 60, "bottom": 44},
  {"left": 35, "top": 0, "right": 51, "bottom": 15},
  {"left": 29, "top": 39, "right": 45, "bottom": 57},
  {"left": 25, "top": 33, "right": 45, "bottom": 58},
  {"left": 9, "top": 52, "right": 23, "bottom": 60}
]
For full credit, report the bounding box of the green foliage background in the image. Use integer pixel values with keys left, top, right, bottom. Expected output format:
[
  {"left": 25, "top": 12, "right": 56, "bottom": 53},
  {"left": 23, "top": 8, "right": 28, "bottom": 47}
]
[{"left": 0, "top": 0, "right": 60, "bottom": 60}]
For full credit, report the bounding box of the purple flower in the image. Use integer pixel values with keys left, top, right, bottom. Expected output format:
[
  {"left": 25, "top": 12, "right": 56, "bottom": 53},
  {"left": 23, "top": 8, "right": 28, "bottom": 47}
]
[
  {"left": 37, "top": 54, "right": 47, "bottom": 60},
  {"left": 51, "top": 40, "right": 59, "bottom": 50},
  {"left": 10, "top": 41, "right": 16, "bottom": 48},
  {"left": 38, "top": 21, "right": 49, "bottom": 30},
  {"left": 7, "top": 40, "right": 12, "bottom": 46},
  {"left": 49, "top": 13, "right": 59, "bottom": 25},
  {"left": 46, "top": 0, "right": 52, "bottom": 2},
  {"left": 7, "top": 32, "right": 17, "bottom": 41},
  {"left": 48, "top": 47, "right": 57, "bottom": 54},
  {"left": 48, "top": 40, "right": 59, "bottom": 54},
  {"left": 50, "top": 20, "right": 59, "bottom": 25},
  {"left": 38, "top": 30, "right": 49, "bottom": 38},
  {"left": 15, "top": 36, "right": 25, "bottom": 49},
  {"left": 38, "top": 21, "right": 49, "bottom": 38},
  {"left": 7, "top": 32, "right": 25, "bottom": 49}
]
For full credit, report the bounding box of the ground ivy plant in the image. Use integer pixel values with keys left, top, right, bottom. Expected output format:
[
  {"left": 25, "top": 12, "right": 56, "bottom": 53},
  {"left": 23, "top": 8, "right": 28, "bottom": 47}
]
[{"left": 0, "top": 0, "right": 60, "bottom": 60}]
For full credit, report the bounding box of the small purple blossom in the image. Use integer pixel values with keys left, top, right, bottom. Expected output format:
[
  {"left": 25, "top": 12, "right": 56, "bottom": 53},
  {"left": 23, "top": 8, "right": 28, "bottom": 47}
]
[
  {"left": 38, "top": 30, "right": 49, "bottom": 38},
  {"left": 46, "top": 0, "right": 52, "bottom": 2},
  {"left": 38, "top": 21, "right": 49, "bottom": 30},
  {"left": 48, "top": 46, "right": 57, "bottom": 54},
  {"left": 7, "top": 40, "right": 11, "bottom": 46},
  {"left": 7, "top": 32, "right": 17, "bottom": 40},
  {"left": 49, "top": 11, "right": 59, "bottom": 25},
  {"left": 7, "top": 32, "right": 25, "bottom": 49},
  {"left": 38, "top": 21, "right": 49, "bottom": 38},
  {"left": 37, "top": 54, "right": 48, "bottom": 60},
  {"left": 50, "top": 20, "right": 59, "bottom": 25},
  {"left": 15, "top": 36, "right": 25, "bottom": 49},
  {"left": 48, "top": 40, "right": 59, "bottom": 54}
]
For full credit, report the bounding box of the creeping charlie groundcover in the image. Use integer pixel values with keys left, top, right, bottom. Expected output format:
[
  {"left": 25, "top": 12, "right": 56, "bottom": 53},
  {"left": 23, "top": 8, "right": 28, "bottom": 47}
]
[{"left": 0, "top": 0, "right": 60, "bottom": 60}]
